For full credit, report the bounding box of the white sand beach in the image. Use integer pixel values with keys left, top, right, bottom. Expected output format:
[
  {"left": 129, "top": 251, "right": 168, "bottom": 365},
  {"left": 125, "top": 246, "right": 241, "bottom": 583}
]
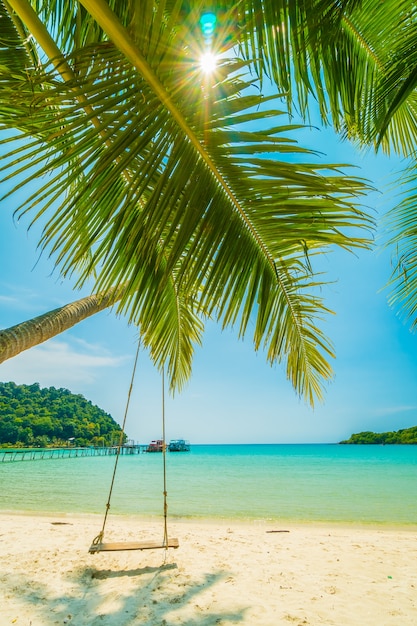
[{"left": 1, "top": 513, "right": 416, "bottom": 626}]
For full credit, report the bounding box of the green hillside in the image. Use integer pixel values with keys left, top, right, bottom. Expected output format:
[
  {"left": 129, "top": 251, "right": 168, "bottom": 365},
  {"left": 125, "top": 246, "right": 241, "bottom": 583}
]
[
  {"left": 0, "top": 381, "right": 125, "bottom": 447},
  {"left": 340, "top": 425, "right": 417, "bottom": 444}
]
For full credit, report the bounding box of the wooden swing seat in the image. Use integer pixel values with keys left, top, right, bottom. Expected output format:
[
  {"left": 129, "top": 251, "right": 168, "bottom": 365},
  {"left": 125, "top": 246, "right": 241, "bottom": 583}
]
[
  {"left": 89, "top": 537, "right": 179, "bottom": 553},
  {"left": 89, "top": 351, "right": 178, "bottom": 558}
]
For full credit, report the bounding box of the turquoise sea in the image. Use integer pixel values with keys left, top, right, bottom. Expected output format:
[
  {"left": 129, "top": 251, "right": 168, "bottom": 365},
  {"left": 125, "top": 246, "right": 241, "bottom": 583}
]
[{"left": 1, "top": 444, "right": 417, "bottom": 525}]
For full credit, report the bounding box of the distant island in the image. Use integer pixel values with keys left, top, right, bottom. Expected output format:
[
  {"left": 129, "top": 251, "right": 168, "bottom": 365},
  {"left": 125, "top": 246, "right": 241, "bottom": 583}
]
[
  {"left": 0, "top": 381, "right": 125, "bottom": 448},
  {"left": 340, "top": 425, "right": 417, "bottom": 444}
]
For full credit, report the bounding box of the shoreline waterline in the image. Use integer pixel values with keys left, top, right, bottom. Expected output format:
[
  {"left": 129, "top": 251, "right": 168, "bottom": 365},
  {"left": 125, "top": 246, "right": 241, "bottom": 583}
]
[{"left": 2, "top": 509, "right": 417, "bottom": 533}]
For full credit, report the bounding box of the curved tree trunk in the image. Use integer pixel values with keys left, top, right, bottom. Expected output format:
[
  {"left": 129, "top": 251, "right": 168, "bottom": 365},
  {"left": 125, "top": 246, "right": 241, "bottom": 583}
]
[{"left": 0, "top": 289, "right": 120, "bottom": 364}]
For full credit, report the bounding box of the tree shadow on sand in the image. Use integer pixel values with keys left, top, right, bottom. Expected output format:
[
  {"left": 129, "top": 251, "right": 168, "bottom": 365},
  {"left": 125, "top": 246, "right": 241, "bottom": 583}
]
[{"left": 3, "top": 559, "right": 247, "bottom": 625}]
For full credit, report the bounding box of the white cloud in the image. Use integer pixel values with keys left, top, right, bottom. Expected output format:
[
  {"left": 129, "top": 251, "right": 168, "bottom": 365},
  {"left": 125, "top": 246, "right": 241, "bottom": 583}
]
[
  {"left": 0, "top": 295, "right": 19, "bottom": 305},
  {"left": 0, "top": 284, "right": 38, "bottom": 303},
  {"left": 0, "top": 338, "right": 128, "bottom": 389},
  {"left": 372, "top": 405, "right": 417, "bottom": 417},
  {"left": 71, "top": 336, "right": 112, "bottom": 353}
]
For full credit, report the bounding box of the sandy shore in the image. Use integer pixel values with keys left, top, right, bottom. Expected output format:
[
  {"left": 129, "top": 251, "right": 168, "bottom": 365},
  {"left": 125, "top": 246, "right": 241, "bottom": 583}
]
[{"left": 0, "top": 513, "right": 416, "bottom": 626}]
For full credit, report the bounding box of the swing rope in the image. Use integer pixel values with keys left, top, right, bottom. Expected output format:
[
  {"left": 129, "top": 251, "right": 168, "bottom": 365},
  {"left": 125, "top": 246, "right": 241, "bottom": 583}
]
[
  {"left": 161, "top": 366, "right": 169, "bottom": 547},
  {"left": 89, "top": 340, "right": 178, "bottom": 553},
  {"left": 91, "top": 337, "right": 141, "bottom": 547}
]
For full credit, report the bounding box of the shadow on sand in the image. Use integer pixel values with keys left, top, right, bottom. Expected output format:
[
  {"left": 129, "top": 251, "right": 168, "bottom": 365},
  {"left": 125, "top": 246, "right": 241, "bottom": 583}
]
[
  {"left": 91, "top": 562, "right": 178, "bottom": 579},
  {"left": 5, "top": 559, "right": 246, "bottom": 625}
]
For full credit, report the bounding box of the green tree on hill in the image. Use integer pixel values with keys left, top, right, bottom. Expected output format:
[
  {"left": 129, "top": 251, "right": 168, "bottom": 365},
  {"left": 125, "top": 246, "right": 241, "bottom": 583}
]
[
  {"left": 0, "top": 382, "right": 125, "bottom": 447},
  {"left": 341, "top": 426, "right": 417, "bottom": 444}
]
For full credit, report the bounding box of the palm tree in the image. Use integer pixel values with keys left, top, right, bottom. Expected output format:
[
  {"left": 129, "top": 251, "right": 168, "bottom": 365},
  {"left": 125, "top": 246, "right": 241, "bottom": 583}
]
[
  {"left": 0, "top": 0, "right": 374, "bottom": 404},
  {"left": 0, "top": 291, "right": 119, "bottom": 365}
]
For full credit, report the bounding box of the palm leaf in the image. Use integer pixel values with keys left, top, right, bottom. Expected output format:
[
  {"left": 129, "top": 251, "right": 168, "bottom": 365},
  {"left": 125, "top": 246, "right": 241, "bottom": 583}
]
[
  {"left": 0, "top": 0, "right": 32, "bottom": 71},
  {"left": 227, "top": 0, "right": 417, "bottom": 155},
  {"left": 0, "top": 0, "right": 374, "bottom": 403},
  {"left": 383, "top": 161, "right": 417, "bottom": 328}
]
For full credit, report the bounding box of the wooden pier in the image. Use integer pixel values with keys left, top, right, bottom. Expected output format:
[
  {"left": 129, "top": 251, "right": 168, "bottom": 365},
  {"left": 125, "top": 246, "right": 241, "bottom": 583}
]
[{"left": 0, "top": 444, "right": 148, "bottom": 463}]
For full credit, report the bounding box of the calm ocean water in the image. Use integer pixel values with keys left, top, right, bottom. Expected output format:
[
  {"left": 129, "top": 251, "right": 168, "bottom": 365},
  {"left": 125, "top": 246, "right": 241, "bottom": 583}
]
[{"left": 1, "top": 444, "right": 416, "bottom": 525}]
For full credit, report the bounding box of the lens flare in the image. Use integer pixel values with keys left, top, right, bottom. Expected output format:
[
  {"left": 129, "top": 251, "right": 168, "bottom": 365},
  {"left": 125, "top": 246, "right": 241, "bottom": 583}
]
[
  {"left": 200, "top": 12, "right": 217, "bottom": 39},
  {"left": 200, "top": 51, "right": 217, "bottom": 74}
]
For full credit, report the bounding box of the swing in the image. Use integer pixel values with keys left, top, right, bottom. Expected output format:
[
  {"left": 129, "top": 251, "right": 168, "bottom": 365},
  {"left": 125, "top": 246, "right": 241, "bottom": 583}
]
[{"left": 89, "top": 341, "right": 179, "bottom": 554}]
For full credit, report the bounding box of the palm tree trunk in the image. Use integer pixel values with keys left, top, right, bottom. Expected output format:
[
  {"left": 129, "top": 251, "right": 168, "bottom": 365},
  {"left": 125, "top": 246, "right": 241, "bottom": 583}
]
[{"left": 0, "top": 289, "right": 120, "bottom": 364}]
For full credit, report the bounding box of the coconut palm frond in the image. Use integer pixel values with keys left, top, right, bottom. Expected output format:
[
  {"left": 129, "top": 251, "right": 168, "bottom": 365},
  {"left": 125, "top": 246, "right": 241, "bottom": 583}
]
[
  {"left": 97, "top": 245, "right": 206, "bottom": 392},
  {"left": 0, "top": 0, "right": 33, "bottom": 70},
  {"left": 320, "top": 0, "right": 412, "bottom": 143},
  {"left": 0, "top": 0, "right": 374, "bottom": 402},
  {"left": 233, "top": 0, "right": 417, "bottom": 155},
  {"left": 383, "top": 159, "right": 417, "bottom": 328},
  {"left": 375, "top": 24, "right": 417, "bottom": 153}
]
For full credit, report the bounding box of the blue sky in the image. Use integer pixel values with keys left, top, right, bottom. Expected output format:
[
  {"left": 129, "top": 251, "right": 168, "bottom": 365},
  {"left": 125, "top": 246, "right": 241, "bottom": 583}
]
[{"left": 1, "top": 117, "right": 417, "bottom": 445}]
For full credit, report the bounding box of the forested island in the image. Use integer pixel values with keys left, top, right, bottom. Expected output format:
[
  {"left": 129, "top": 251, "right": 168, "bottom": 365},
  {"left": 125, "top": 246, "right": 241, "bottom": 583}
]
[
  {"left": 0, "top": 381, "right": 125, "bottom": 448},
  {"left": 340, "top": 425, "right": 417, "bottom": 444}
]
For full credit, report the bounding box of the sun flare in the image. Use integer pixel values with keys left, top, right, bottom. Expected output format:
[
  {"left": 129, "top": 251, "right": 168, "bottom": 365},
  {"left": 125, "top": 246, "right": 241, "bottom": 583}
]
[{"left": 200, "top": 51, "right": 217, "bottom": 75}]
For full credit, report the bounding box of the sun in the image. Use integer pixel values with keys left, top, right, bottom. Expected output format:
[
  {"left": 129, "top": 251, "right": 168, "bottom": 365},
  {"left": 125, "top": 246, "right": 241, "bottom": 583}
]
[{"left": 200, "top": 51, "right": 217, "bottom": 75}]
